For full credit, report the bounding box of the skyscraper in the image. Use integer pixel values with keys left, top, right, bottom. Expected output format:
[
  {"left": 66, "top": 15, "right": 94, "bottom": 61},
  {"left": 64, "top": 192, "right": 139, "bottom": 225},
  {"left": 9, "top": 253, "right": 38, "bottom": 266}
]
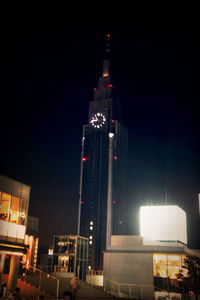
[{"left": 78, "top": 35, "right": 128, "bottom": 271}]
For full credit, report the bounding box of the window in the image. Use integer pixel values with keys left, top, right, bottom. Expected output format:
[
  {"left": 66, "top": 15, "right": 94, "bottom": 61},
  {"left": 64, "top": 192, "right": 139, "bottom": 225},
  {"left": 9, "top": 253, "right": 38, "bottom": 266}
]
[
  {"left": 0, "top": 192, "right": 11, "bottom": 221},
  {"left": 153, "top": 254, "right": 187, "bottom": 279},
  {"left": 0, "top": 191, "right": 28, "bottom": 226},
  {"left": 9, "top": 196, "right": 20, "bottom": 223},
  {"left": 19, "top": 198, "right": 27, "bottom": 225}
]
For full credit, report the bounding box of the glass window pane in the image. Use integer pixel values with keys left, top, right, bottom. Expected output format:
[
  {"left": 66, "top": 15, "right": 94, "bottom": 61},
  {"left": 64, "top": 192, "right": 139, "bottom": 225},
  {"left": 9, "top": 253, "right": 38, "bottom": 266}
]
[
  {"left": 0, "top": 193, "right": 11, "bottom": 221},
  {"left": 19, "top": 198, "right": 27, "bottom": 225},
  {"left": 167, "top": 255, "right": 181, "bottom": 279},
  {"left": 9, "top": 196, "right": 20, "bottom": 223},
  {"left": 153, "top": 254, "right": 167, "bottom": 278}
]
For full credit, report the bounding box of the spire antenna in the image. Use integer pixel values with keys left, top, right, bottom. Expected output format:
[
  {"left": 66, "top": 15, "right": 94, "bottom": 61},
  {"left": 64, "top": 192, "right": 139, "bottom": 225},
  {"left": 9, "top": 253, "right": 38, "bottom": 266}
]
[
  {"left": 106, "top": 33, "right": 111, "bottom": 54},
  {"left": 102, "top": 33, "right": 111, "bottom": 77}
]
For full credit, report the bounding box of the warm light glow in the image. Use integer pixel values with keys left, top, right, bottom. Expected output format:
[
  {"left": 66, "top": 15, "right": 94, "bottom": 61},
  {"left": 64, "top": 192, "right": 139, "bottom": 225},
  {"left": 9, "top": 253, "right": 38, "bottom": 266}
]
[
  {"left": 0, "top": 242, "right": 25, "bottom": 250},
  {"left": 0, "top": 190, "right": 28, "bottom": 238},
  {"left": 48, "top": 248, "right": 53, "bottom": 255},
  {"left": 0, "top": 250, "right": 23, "bottom": 256},
  {"left": 140, "top": 205, "right": 187, "bottom": 244},
  {"left": 153, "top": 253, "right": 187, "bottom": 279}
]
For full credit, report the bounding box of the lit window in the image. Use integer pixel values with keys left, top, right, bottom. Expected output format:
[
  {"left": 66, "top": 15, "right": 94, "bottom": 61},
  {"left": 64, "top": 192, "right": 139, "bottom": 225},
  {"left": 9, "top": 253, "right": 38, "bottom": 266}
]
[
  {"left": 0, "top": 192, "right": 11, "bottom": 222},
  {"left": 90, "top": 221, "right": 93, "bottom": 225},
  {"left": 48, "top": 249, "right": 53, "bottom": 255},
  {"left": 89, "top": 236, "right": 92, "bottom": 240},
  {"left": 90, "top": 226, "right": 93, "bottom": 230},
  {"left": 89, "top": 241, "right": 92, "bottom": 245},
  {"left": 153, "top": 254, "right": 187, "bottom": 279},
  {"left": 88, "top": 266, "right": 91, "bottom": 270}
]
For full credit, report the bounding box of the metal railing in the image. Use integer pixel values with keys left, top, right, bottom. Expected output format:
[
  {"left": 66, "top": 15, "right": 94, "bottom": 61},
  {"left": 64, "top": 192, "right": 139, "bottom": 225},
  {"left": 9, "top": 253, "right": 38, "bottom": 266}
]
[
  {"left": 19, "top": 262, "right": 59, "bottom": 299},
  {"left": 87, "top": 269, "right": 103, "bottom": 276},
  {"left": 104, "top": 277, "right": 156, "bottom": 299}
]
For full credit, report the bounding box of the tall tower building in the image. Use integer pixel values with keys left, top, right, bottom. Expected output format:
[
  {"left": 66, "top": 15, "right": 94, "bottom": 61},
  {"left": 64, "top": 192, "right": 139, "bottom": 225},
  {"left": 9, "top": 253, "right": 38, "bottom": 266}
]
[{"left": 78, "top": 34, "right": 128, "bottom": 271}]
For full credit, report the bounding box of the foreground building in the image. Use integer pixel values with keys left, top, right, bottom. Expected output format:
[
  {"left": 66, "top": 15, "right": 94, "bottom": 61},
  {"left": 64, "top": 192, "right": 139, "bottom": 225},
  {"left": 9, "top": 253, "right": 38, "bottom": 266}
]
[
  {"left": 78, "top": 34, "right": 128, "bottom": 271},
  {"left": 103, "top": 235, "right": 198, "bottom": 300},
  {"left": 0, "top": 174, "right": 30, "bottom": 290},
  {"left": 103, "top": 205, "right": 200, "bottom": 299}
]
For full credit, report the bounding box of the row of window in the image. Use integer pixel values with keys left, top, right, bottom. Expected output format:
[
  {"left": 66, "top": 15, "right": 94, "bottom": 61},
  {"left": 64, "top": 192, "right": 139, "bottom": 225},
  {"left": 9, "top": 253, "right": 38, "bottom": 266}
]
[{"left": 153, "top": 254, "right": 187, "bottom": 279}]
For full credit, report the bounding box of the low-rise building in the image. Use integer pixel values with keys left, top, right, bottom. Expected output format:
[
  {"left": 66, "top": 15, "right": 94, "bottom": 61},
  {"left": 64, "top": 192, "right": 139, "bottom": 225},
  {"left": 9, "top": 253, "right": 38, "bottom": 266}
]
[
  {"left": 52, "top": 235, "right": 88, "bottom": 280},
  {"left": 0, "top": 174, "right": 30, "bottom": 291},
  {"left": 103, "top": 205, "right": 200, "bottom": 299}
]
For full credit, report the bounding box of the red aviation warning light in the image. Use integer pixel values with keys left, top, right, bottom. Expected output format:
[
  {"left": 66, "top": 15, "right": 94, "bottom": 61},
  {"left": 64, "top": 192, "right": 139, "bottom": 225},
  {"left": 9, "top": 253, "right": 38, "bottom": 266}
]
[
  {"left": 107, "top": 33, "right": 111, "bottom": 38},
  {"left": 82, "top": 157, "right": 88, "bottom": 162},
  {"left": 113, "top": 200, "right": 116, "bottom": 204},
  {"left": 114, "top": 156, "right": 117, "bottom": 160},
  {"left": 81, "top": 201, "right": 84, "bottom": 205}
]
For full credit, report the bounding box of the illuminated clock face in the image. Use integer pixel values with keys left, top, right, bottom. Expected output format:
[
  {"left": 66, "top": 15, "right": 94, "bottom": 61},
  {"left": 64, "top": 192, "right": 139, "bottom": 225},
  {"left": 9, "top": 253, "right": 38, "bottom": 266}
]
[{"left": 90, "top": 113, "right": 106, "bottom": 128}]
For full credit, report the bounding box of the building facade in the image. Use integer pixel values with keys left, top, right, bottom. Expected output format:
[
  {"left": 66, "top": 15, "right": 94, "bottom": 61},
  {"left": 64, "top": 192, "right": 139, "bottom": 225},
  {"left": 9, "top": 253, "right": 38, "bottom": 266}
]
[
  {"left": 23, "top": 216, "right": 39, "bottom": 269},
  {"left": 52, "top": 235, "right": 88, "bottom": 280},
  {"left": 78, "top": 35, "right": 128, "bottom": 271},
  {"left": 103, "top": 235, "right": 199, "bottom": 300},
  {"left": 0, "top": 174, "right": 30, "bottom": 291}
]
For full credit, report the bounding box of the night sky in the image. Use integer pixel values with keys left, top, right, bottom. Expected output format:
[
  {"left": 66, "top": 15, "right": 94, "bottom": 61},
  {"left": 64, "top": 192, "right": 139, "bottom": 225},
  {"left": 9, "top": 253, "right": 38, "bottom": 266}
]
[{"left": 1, "top": 4, "right": 200, "bottom": 248}]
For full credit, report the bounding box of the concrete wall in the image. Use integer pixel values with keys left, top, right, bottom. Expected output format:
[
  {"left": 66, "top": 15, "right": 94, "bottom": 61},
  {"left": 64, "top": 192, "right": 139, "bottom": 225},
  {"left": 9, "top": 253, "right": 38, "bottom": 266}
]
[
  {"left": 104, "top": 251, "right": 154, "bottom": 299},
  {"left": 111, "top": 235, "right": 143, "bottom": 248}
]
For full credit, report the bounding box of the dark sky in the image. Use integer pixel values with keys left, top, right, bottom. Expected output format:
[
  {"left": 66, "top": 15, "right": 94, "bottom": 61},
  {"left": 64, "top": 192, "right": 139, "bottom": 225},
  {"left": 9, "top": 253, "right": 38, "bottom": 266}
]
[{"left": 1, "top": 4, "right": 199, "bottom": 248}]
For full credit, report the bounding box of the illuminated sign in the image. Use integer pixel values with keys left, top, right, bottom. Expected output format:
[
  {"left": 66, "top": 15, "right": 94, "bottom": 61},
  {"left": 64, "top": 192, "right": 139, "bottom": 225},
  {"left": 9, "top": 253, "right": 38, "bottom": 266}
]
[{"left": 140, "top": 205, "right": 187, "bottom": 245}]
